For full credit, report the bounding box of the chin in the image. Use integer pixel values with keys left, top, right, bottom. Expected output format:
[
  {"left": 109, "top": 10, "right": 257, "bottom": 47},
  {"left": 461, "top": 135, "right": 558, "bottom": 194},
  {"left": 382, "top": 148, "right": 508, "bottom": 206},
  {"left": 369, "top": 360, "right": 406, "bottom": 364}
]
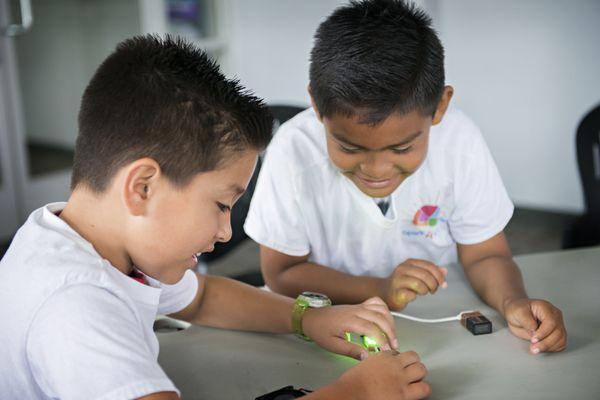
[
  {"left": 360, "top": 187, "right": 396, "bottom": 198},
  {"left": 352, "top": 178, "right": 402, "bottom": 198}
]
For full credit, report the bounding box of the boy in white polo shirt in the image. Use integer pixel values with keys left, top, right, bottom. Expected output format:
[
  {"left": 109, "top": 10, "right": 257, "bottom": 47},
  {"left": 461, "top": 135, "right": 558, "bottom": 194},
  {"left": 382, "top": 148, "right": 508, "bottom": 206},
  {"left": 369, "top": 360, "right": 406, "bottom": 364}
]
[
  {"left": 245, "top": 0, "right": 567, "bottom": 355},
  {"left": 0, "top": 35, "right": 431, "bottom": 400}
]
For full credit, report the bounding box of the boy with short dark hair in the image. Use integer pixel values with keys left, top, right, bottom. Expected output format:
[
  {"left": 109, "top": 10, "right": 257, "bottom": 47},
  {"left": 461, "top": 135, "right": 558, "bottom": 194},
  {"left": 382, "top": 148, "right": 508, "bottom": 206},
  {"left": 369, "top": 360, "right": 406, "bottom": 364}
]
[
  {"left": 0, "top": 35, "right": 430, "bottom": 400},
  {"left": 245, "top": 0, "right": 567, "bottom": 355}
]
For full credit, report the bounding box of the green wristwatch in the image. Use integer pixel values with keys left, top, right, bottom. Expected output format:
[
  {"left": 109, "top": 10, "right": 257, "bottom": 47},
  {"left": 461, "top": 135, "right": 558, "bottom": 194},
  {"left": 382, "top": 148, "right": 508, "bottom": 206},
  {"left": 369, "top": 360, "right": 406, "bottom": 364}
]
[{"left": 292, "top": 292, "right": 332, "bottom": 341}]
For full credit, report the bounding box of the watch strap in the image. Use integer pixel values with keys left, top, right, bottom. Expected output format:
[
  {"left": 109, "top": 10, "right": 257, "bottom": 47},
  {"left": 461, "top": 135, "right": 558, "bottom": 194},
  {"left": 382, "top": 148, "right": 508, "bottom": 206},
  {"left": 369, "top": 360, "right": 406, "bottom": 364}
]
[{"left": 292, "top": 298, "right": 311, "bottom": 341}]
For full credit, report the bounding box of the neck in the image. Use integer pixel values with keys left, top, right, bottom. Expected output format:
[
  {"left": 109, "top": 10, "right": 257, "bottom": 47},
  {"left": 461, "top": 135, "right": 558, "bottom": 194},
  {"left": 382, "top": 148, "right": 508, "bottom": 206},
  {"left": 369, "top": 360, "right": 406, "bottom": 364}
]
[{"left": 59, "top": 187, "right": 133, "bottom": 276}]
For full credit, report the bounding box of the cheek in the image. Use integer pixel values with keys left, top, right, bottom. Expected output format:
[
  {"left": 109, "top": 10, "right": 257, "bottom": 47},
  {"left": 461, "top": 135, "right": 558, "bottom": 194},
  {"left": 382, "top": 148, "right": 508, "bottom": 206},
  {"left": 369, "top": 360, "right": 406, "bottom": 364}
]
[
  {"left": 396, "top": 154, "right": 421, "bottom": 173},
  {"left": 327, "top": 145, "right": 359, "bottom": 171},
  {"left": 199, "top": 211, "right": 221, "bottom": 240},
  {"left": 181, "top": 205, "right": 219, "bottom": 244},
  {"left": 398, "top": 143, "right": 429, "bottom": 173},
  {"left": 147, "top": 205, "right": 211, "bottom": 252}
]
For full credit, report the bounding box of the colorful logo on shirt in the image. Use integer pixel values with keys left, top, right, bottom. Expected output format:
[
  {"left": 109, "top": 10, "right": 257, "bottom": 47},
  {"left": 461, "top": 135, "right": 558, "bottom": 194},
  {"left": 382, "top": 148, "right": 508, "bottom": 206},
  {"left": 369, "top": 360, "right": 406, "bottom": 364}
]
[{"left": 413, "top": 205, "right": 441, "bottom": 227}]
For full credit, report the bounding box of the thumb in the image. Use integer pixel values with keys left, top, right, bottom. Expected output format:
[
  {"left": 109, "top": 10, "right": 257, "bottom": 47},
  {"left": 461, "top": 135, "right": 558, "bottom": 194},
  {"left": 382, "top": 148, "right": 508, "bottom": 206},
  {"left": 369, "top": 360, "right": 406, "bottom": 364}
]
[
  {"left": 326, "top": 337, "right": 368, "bottom": 361},
  {"left": 362, "top": 296, "right": 387, "bottom": 307},
  {"left": 509, "top": 303, "right": 539, "bottom": 333}
]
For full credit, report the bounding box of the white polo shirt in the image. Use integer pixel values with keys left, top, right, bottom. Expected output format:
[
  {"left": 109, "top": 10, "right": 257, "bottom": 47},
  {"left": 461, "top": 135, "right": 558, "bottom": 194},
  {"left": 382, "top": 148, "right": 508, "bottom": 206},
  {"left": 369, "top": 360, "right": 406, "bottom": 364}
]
[
  {"left": 0, "top": 203, "right": 198, "bottom": 399},
  {"left": 244, "top": 107, "right": 513, "bottom": 277}
]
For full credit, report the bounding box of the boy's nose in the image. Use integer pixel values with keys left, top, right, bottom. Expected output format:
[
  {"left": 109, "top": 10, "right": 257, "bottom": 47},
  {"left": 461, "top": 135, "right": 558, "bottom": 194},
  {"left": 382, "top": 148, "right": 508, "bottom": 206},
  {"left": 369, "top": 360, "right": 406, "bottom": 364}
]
[
  {"left": 216, "top": 217, "right": 233, "bottom": 243},
  {"left": 360, "top": 153, "right": 393, "bottom": 178}
]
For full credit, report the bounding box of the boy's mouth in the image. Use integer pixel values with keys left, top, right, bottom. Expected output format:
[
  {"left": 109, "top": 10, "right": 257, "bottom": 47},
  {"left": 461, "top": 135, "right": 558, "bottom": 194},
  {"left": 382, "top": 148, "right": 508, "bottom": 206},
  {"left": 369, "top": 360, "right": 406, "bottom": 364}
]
[
  {"left": 354, "top": 174, "right": 394, "bottom": 189},
  {"left": 190, "top": 247, "right": 213, "bottom": 264}
]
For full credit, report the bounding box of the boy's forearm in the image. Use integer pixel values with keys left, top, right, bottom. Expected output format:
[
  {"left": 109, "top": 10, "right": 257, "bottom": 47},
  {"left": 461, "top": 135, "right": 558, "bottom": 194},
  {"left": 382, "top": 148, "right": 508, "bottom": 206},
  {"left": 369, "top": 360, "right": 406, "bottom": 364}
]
[
  {"left": 192, "top": 275, "right": 294, "bottom": 333},
  {"left": 304, "top": 381, "right": 355, "bottom": 400},
  {"left": 273, "top": 262, "right": 383, "bottom": 305},
  {"left": 462, "top": 255, "right": 528, "bottom": 316}
]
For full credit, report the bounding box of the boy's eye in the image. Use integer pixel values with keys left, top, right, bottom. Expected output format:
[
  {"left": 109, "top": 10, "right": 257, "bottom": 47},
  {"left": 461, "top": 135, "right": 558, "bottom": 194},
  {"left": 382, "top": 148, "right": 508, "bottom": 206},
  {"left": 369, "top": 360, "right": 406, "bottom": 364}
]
[
  {"left": 391, "top": 146, "right": 412, "bottom": 154},
  {"left": 339, "top": 144, "right": 361, "bottom": 154},
  {"left": 216, "top": 202, "right": 231, "bottom": 213}
]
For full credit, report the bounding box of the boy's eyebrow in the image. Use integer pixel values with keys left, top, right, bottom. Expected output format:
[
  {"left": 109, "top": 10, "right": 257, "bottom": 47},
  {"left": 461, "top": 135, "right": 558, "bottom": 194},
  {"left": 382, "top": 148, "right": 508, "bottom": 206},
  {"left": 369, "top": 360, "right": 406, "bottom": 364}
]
[
  {"left": 228, "top": 184, "right": 246, "bottom": 195},
  {"left": 331, "top": 131, "right": 422, "bottom": 150}
]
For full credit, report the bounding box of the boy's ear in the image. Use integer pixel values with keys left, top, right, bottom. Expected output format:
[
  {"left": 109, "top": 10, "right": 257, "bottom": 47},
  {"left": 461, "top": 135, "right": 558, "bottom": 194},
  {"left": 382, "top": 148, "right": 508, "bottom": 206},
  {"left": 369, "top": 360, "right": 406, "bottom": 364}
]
[
  {"left": 122, "top": 158, "right": 162, "bottom": 217},
  {"left": 432, "top": 85, "right": 454, "bottom": 126},
  {"left": 307, "top": 85, "right": 323, "bottom": 121}
]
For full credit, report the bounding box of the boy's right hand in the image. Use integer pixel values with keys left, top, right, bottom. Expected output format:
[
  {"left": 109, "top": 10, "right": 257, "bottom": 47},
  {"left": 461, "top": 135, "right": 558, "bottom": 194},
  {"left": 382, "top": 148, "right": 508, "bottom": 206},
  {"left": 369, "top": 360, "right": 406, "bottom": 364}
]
[
  {"left": 302, "top": 297, "right": 398, "bottom": 360},
  {"left": 379, "top": 259, "right": 448, "bottom": 311},
  {"left": 333, "top": 350, "right": 431, "bottom": 400}
]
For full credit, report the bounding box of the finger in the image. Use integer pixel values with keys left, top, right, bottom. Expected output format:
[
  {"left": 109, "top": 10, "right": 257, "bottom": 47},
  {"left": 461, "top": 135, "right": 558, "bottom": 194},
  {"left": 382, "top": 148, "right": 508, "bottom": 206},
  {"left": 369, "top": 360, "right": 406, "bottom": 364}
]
[
  {"left": 363, "top": 296, "right": 387, "bottom": 307},
  {"left": 406, "top": 258, "right": 447, "bottom": 288},
  {"left": 547, "top": 335, "right": 567, "bottom": 353},
  {"left": 380, "top": 343, "right": 392, "bottom": 352},
  {"left": 363, "top": 296, "right": 393, "bottom": 317},
  {"left": 531, "top": 328, "right": 564, "bottom": 354},
  {"left": 401, "top": 266, "right": 440, "bottom": 293},
  {"left": 396, "top": 350, "right": 421, "bottom": 368},
  {"left": 362, "top": 302, "right": 392, "bottom": 316},
  {"left": 395, "top": 276, "right": 429, "bottom": 296},
  {"left": 355, "top": 309, "right": 397, "bottom": 349},
  {"left": 392, "top": 289, "right": 418, "bottom": 308},
  {"left": 403, "top": 382, "right": 432, "bottom": 400},
  {"left": 440, "top": 266, "right": 449, "bottom": 278},
  {"left": 347, "top": 317, "right": 389, "bottom": 349},
  {"left": 362, "top": 303, "right": 394, "bottom": 324},
  {"left": 531, "top": 305, "right": 562, "bottom": 343},
  {"left": 327, "top": 337, "right": 368, "bottom": 360},
  {"left": 508, "top": 304, "right": 539, "bottom": 334},
  {"left": 361, "top": 304, "right": 398, "bottom": 348},
  {"left": 508, "top": 325, "right": 534, "bottom": 341},
  {"left": 531, "top": 317, "right": 557, "bottom": 344},
  {"left": 404, "top": 361, "right": 428, "bottom": 383}
]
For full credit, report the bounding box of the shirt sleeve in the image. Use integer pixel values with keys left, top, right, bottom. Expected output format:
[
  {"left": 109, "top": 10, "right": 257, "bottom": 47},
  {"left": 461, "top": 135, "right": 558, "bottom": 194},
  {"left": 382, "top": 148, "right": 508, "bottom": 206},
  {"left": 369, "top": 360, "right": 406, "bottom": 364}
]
[
  {"left": 448, "top": 127, "right": 514, "bottom": 245},
  {"left": 27, "top": 285, "right": 179, "bottom": 400},
  {"left": 244, "top": 136, "right": 311, "bottom": 256},
  {"left": 145, "top": 269, "right": 199, "bottom": 315}
]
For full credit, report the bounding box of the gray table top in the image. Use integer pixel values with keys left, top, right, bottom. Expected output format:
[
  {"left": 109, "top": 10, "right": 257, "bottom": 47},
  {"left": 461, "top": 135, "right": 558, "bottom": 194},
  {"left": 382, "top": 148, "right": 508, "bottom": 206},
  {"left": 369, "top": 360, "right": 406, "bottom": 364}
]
[{"left": 158, "top": 246, "right": 600, "bottom": 399}]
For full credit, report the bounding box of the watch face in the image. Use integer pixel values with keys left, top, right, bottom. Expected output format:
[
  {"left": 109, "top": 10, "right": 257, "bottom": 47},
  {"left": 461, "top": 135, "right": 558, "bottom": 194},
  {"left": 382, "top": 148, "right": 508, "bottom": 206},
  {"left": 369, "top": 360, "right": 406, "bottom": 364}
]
[{"left": 299, "top": 292, "right": 331, "bottom": 308}]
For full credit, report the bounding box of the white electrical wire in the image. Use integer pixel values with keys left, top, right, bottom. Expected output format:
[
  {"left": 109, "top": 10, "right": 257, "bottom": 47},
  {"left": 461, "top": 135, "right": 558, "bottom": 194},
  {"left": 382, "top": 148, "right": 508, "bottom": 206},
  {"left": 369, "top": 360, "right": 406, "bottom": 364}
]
[{"left": 391, "top": 310, "right": 475, "bottom": 324}]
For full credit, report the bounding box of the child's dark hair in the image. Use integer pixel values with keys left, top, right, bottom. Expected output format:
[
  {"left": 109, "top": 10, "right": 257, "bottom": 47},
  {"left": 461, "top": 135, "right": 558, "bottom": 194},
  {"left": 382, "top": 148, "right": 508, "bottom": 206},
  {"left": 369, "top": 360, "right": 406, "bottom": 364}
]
[
  {"left": 309, "top": 0, "right": 445, "bottom": 124},
  {"left": 72, "top": 35, "right": 272, "bottom": 192}
]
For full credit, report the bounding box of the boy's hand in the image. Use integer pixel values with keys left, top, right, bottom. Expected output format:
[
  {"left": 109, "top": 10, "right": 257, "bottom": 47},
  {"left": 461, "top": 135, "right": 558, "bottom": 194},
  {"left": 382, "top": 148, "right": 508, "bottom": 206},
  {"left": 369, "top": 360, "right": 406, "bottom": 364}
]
[
  {"left": 334, "top": 350, "right": 431, "bottom": 400},
  {"left": 503, "top": 298, "right": 567, "bottom": 354},
  {"left": 379, "top": 259, "right": 448, "bottom": 311},
  {"left": 302, "top": 297, "right": 398, "bottom": 360}
]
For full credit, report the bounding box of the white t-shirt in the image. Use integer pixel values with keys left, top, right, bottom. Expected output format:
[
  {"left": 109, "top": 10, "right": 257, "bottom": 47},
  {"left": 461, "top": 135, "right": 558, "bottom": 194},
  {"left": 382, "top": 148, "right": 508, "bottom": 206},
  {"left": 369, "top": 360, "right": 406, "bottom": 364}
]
[
  {"left": 0, "top": 203, "right": 198, "bottom": 399},
  {"left": 244, "top": 107, "right": 513, "bottom": 277}
]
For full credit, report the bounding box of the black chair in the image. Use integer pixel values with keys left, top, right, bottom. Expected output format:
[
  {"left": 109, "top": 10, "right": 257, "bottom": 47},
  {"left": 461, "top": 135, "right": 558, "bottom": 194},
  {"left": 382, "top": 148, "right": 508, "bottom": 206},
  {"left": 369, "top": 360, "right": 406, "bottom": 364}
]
[
  {"left": 200, "top": 104, "right": 306, "bottom": 285},
  {"left": 563, "top": 103, "right": 600, "bottom": 249}
]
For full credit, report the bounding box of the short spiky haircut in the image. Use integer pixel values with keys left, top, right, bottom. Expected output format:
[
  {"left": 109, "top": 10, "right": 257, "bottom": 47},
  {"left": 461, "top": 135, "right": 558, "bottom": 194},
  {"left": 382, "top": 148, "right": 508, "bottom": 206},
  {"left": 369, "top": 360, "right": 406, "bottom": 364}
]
[
  {"left": 309, "top": 0, "right": 445, "bottom": 124},
  {"left": 72, "top": 35, "right": 272, "bottom": 192}
]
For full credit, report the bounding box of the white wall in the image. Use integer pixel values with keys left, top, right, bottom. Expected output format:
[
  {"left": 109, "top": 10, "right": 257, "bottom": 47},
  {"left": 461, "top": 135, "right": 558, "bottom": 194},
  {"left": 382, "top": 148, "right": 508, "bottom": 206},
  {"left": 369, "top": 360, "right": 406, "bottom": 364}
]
[
  {"left": 226, "top": 0, "right": 346, "bottom": 107},
  {"left": 429, "top": 0, "right": 600, "bottom": 213},
  {"left": 227, "top": 0, "right": 600, "bottom": 214},
  {"left": 14, "top": 0, "right": 596, "bottom": 213}
]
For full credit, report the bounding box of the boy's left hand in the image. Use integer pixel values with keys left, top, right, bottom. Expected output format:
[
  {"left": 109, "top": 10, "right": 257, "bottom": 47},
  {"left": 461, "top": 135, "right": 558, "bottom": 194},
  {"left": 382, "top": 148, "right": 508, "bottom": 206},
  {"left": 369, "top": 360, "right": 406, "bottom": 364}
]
[
  {"left": 302, "top": 297, "right": 398, "bottom": 361},
  {"left": 503, "top": 298, "right": 567, "bottom": 354}
]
